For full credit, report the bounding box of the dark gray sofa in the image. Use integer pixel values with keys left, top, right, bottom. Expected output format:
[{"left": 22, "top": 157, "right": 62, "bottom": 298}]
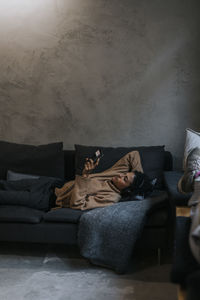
[{"left": 0, "top": 141, "right": 174, "bottom": 259}]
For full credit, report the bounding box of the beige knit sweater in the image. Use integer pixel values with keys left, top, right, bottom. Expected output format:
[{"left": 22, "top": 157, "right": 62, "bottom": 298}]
[{"left": 55, "top": 151, "right": 143, "bottom": 210}]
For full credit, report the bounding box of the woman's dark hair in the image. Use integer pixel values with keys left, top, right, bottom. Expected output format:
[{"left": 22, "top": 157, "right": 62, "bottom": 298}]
[{"left": 121, "top": 171, "right": 155, "bottom": 199}]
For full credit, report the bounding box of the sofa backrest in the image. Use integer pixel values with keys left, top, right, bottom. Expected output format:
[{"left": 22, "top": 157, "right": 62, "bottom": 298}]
[
  {"left": 63, "top": 150, "right": 173, "bottom": 182},
  {"left": 0, "top": 141, "right": 65, "bottom": 180},
  {"left": 64, "top": 150, "right": 76, "bottom": 181}
]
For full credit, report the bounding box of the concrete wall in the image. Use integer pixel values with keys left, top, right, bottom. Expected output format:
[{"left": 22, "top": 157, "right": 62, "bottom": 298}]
[{"left": 0, "top": 0, "right": 199, "bottom": 169}]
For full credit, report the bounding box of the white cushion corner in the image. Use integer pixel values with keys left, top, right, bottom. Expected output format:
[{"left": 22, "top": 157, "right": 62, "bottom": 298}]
[{"left": 183, "top": 128, "right": 200, "bottom": 170}]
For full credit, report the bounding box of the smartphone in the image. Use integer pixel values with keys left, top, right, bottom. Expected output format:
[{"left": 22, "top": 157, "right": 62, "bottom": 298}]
[{"left": 91, "top": 149, "right": 104, "bottom": 163}]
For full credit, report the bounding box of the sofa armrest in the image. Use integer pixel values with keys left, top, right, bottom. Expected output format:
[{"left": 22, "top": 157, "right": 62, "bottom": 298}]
[{"left": 164, "top": 171, "right": 191, "bottom": 207}]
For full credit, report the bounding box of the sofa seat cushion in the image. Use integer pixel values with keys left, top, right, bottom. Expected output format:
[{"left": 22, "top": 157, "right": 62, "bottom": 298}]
[
  {"left": 0, "top": 205, "right": 44, "bottom": 224},
  {"left": 45, "top": 190, "right": 168, "bottom": 224},
  {"left": 44, "top": 208, "right": 85, "bottom": 223}
]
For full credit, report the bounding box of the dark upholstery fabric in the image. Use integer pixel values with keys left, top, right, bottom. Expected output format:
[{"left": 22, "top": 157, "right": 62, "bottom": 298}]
[
  {"left": 187, "top": 270, "right": 200, "bottom": 300},
  {"left": 0, "top": 222, "right": 78, "bottom": 244},
  {"left": 7, "top": 170, "right": 40, "bottom": 181},
  {"left": 136, "top": 227, "right": 167, "bottom": 249},
  {"left": 170, "top": 217, "right": 199, "bottom": 285},
  {"left": 164, "top": 151, "right": 173, "bottom": 171},
  {"left": 44, "top": 208, "right": 84, "bottom": 223},
  {"left": 164, "top": 171, "right": 191, "bottom": 206},
  {"left": 146, "top": 208, "right": 168, "bottom": 227},
  {"left": 0, "top": 141, "right": 65, "bottom": 180},
  {"left": 75, "top": 144, "right": 165, "bottom": 189},
  {"left": 63, "top": 150, "right": 75, "bottom": 181},
  {"left": 0, "top": 205, "right": 44, "bottom": 223}
]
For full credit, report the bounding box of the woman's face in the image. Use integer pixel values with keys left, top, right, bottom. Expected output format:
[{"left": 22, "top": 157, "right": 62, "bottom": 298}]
[{"left": 112, "top": 172, "right": 135, "bottom": 191}]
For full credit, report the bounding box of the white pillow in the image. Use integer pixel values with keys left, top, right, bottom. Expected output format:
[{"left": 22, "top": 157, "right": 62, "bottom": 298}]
[{"left": 183, "top": 128, "right": 200, "bottom": 170}]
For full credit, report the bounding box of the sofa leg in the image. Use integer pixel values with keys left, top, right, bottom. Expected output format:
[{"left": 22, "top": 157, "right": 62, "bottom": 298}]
[
  {"left": 177, "top": 285, "right": 187, "bottom": 300},
  {"left": 157, "top": 248, "right": 161, "bottom": 265}
]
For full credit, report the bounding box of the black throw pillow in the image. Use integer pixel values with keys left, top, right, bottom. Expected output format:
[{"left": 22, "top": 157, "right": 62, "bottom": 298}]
[
  {"left": 74, "top": 144, "right": 165, "bottom": 189},
  {"left": 0, "top": 141, "right": 65, "bottom": 180}
]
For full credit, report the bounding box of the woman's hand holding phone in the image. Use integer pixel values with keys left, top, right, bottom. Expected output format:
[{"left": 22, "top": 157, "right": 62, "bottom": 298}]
[{"left": 82, "top": 157, "right": 100, "bottom": 177}]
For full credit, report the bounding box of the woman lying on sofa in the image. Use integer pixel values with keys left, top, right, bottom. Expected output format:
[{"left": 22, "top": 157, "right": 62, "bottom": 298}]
[{"left": 55, "top": 151, "right": 154, "bottom": 211}]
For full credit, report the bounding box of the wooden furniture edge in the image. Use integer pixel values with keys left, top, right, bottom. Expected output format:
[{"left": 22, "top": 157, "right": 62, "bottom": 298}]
[
  {"left": 176, "top": 207, "right": 190, "bottom": 299},
  {"left": 176, "top": 206, "right": 191, "bottom": 217}
]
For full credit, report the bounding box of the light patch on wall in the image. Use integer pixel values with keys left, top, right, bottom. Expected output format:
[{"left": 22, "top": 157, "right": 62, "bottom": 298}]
[
  {"left": 0, "top": 0, "right": 45, "bottom": 16},
  {"left": 0, "top": 0, "right": 60, "bottom": 49}
]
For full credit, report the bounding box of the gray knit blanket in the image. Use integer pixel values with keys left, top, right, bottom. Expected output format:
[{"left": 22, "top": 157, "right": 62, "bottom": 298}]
[{"left": 78, "top": 194, "right": 166, "bottom": 273}]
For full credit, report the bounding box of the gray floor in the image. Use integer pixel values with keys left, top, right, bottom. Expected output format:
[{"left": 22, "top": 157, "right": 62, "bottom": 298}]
[{"left": 0, "top": 243, "right": 177, "bottom": 300}]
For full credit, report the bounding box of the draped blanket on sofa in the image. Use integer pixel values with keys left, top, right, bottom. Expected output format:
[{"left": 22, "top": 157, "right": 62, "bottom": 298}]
[{"left": 78, "top": 194, "right": 165, "bottom": 273}]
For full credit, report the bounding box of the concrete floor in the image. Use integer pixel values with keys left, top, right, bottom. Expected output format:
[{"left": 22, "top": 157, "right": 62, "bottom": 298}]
[{"left": 0, "top": 243, "right": 177, "bottom": 300}]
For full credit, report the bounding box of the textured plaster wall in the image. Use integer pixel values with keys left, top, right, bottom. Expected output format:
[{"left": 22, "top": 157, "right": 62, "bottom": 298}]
[{"left": 0, "top": 0, "right": 199, "bottom": 169}]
